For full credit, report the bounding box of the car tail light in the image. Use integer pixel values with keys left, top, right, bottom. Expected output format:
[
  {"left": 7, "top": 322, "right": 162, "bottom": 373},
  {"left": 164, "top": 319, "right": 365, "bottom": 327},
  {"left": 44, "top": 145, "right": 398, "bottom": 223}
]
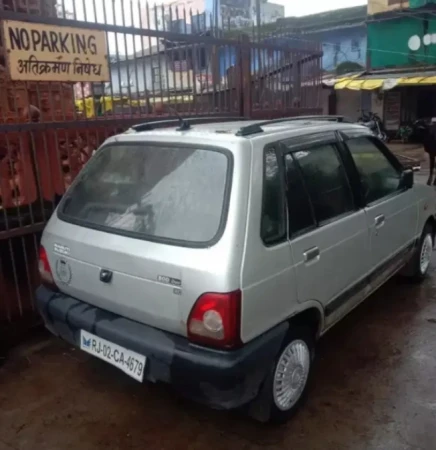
[
  {"left": 187, "top": 290, "right": 241, "bottom": 349},
  {"left": 38, "top": 246, "right": 56, "bottom": 289}
]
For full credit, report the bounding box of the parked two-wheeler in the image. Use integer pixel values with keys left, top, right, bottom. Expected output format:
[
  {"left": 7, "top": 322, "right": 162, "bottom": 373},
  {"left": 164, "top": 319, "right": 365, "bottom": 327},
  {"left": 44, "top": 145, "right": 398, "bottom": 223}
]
[{"left": 357, "top": 111, "right": 388, "bottom": 142}]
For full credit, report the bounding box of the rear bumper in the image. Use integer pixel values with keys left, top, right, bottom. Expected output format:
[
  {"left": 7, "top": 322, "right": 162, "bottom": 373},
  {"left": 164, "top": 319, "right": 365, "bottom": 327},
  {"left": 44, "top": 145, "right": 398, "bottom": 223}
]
[{"left": 35, "top": 285, "right": 288, "bottom": 410}]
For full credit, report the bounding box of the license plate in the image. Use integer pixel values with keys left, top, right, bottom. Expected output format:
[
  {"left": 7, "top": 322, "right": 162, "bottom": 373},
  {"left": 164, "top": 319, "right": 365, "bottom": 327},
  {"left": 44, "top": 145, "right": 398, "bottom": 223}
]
[{"left": 80, "top": 330, "right": 146, "bottom": 382}]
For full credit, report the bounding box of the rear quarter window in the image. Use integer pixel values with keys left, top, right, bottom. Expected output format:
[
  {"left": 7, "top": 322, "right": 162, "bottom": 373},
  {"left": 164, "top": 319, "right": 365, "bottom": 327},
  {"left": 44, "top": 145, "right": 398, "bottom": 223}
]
[{"left": 58, "top": 143, "right": 232, "bottom": 247}]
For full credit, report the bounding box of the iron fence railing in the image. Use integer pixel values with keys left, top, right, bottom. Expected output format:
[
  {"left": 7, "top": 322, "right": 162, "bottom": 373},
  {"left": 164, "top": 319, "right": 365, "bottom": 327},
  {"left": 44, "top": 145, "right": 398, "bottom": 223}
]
[{"left": 0, "top": 0, "right": 322, "bottom": 325}]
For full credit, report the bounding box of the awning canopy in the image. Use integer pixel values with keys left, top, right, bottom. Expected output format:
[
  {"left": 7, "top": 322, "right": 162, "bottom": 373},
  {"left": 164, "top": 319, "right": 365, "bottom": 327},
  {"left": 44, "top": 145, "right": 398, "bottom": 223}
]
[
  {"left": 335, "top": 79, "right": 384, "bottom": 90},
  {"left": 332, "top": 68, "right": 436, "bottom": 90}
]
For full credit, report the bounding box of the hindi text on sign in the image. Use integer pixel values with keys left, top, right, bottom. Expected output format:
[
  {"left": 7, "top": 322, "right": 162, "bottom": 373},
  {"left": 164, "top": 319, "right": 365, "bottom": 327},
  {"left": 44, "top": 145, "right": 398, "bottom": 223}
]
[{"left": 2, "top": 20, "right": 109, "bottom": 82}]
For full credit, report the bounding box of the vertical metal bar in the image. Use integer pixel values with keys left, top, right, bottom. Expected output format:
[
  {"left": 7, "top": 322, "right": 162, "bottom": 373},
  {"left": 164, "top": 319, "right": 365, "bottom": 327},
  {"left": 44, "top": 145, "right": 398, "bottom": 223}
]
[
  {"left": 275, "top": 46, "right": 279, "bottom": 115},
  {"left": 173, "top": 5, "right": 184, "bottom": 113},
  {"left": 147, "top": 2, "right": 158, "bottom": 112},
  {"left": 235, "top": 39, "right": 241, "bottom": 117},
  {"left": 0, "top": 252, "right": 12, "bottom": 323},
  {"left": 168, "top": 5, "right": 177, "bottom": 113},
  {"left": 4, "top": 89, "right": 22, "bottom": 229},
  {"left": 31, "top": 129, "right": 48, "bottom": 224},
  {"left": 120, "top": 0, "right": 133, "bottom": 118},
  {"left": 258, "top": 44, "right": 262, "bottom": 115},
  {"left": 205, "top": 12, "right": 212, "bottom": 113},
  {"left": 112, "top": 0, "right": 125, "bottom": 119},
  {"left": 6, "top": 2, "right": 31, "bottom": 230},
  {"left": 21, "top": 133, "right": 34, "bottom": 225},
  {"left": 20, "top": 235, "right": 34, "bottom": 311},
  {"left": 182, "top": 6, "right": 192, "bottom": 115},
  {"left": 102, "top": 0, "right": 116, "bottom": 118},
  {"left": 1, "top": 133, "right": 14, "bottom": 231},
  {"left": 286, "top": 50, "right": 290, "bottom": 112},
  {"left": 223, "top": 43, "right": 228, "bottom": 113},
  {"left": 227, "top": 17, "right": 233, "bottom": 113},
  {"left": 52, "top": 125, "right": 64, "bottom": 204},
  {"left": 7, "top": 238, "right": 22, "bottom": 317},
  {"left": 61, "top": 0, "right": 67, "bottom": 19},
  {"left": 0, "top": 62, "right": 11, "bottom": 230},
  {"left": 72, "top": 0, "right": 78, "bottom": 20},
  {"left": 268, "top": 44, "right": 273, "bottom": 114},
  {"left": 215, "top": 42, "right": 221, "bottom": 114},
  {"left": 79, "top": 0, "right": 92, "bottom": 137},
  {"left": 189, "top": 8, "right": 198, "bottom": 114},
  {"left": 137, "top": 0, "right": 151, "bottom": 116},
  {"left": 61, "top": 128, "right": 73, "bottom": 193},
  {"left": 254, "top": 32, "right": 259, "bottom": 113},
  {"left": 289, "top": 51, "right": 293, "bottom": 111},
  {"left": 156, "top": 4, "right": 164, "bottom": 107},
  {"left": 281, "top": 48, "right": 285, "bottom": 114},
  {"left": 300, "top": 50, "right": 304, "bottom": 112},
  {"left": 45, "top": 77, "right": 58, "bottom": 215},
  {"left": 92, "top": 0, "right": 98, "bottom": 23},
  {"left": 17, "top": 101, "right": 40, "bottom": 281},
  {"left": 82, "top": 0, "right": 88, "bottom": 21},
  {"left": 161, "top": 3, "right": 171, "bottom": 113},
  {"left": 130, "top": 0, "right": 141, "bottom": 118},
  {"left": 255, "top": 0, "right": 261, "bottom": 42},
  {"left": 303, "top": 52, "right": 307, "bottom": 110},
  {"left": 185, "top": 9, "right": 198, "bottom": 114},
  {"left": 265, "top": 44, "right": 270, "bottom": 116}
]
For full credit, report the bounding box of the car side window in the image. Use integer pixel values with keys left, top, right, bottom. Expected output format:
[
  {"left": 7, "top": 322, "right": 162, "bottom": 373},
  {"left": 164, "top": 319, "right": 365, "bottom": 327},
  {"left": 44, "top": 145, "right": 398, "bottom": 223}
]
[
  {"left": 346, "top": 137, "right": 401, "bottom": 204},
  {"left": 261, "top": 147, "right": 286, "bottom": 245},
  {"left": 284, "top": 154, "right": 316, "bottom": 235},
  {"left": 291, "top": 144, "right": 355, "bottom": 224}
]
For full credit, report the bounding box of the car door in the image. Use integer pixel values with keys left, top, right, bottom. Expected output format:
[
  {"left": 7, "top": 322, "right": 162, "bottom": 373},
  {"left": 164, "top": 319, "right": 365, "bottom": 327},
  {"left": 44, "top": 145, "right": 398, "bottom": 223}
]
[
  {"left": 281, "top": 133, "right": 371, "bottom": 326},
  {"left": 344, "top": 135, "right": 418, "bottom": 285}
]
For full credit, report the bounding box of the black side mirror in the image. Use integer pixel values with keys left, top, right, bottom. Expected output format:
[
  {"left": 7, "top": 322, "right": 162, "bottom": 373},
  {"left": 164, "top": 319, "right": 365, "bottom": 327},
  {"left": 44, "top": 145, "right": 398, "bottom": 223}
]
[{"left": 399, "top": 169, "right": 414, "bottom": 190}]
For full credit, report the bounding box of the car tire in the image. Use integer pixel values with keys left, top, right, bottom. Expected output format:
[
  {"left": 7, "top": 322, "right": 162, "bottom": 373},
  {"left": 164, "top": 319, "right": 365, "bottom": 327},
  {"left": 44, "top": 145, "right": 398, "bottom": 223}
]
[
  {"left": 251, "top": 326, "right": 315, "bottom": 425},
  {"left": 404, "top": 224, "right": 434, "bottom": 282}
]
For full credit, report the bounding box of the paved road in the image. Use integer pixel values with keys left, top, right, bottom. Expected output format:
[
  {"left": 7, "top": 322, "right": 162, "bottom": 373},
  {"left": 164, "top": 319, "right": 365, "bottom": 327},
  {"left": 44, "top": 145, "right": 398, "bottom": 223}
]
[{"left": 2, "top": 263, "right": 436, "bottom": 450}]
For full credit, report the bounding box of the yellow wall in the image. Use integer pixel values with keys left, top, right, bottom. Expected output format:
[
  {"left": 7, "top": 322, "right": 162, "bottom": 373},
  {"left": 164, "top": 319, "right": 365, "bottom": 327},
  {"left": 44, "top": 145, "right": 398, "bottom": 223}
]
[{"left": 368, "top": 0, "right": 409, "bottom": 15}]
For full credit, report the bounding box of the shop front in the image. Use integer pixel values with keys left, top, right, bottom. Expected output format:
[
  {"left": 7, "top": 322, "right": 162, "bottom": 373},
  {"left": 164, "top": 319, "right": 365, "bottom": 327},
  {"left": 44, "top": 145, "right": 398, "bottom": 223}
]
[{"left": 334, "top": 69, "right": 436, "bottom": 136}]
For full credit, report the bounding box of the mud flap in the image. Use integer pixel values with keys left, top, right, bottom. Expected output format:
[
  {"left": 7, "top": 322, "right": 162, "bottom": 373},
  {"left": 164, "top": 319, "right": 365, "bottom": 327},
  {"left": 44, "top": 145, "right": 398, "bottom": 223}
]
[
  {"left": 246, "top": 365, "right": 275, "bottom": 423},
  {"left": 399, "top": 249, "right": 417, "bottom": 277}
]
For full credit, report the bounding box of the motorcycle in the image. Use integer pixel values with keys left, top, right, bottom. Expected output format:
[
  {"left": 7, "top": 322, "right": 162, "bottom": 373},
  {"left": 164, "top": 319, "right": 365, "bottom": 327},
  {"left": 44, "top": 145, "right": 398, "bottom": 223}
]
[{"left": 357, "top": 111, "right": 388, "bottom": 142}]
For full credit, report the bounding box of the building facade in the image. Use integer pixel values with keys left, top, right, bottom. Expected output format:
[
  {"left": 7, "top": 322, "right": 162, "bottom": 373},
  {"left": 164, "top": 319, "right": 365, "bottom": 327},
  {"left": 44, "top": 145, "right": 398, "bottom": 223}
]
[
  {"left": 276, "top": 6, "right": 367, "bottom": 74},
  {"left": 271, "top": 6, "right": 367, "bottom": 121},
  {"left": 367, "top": 0, "right": 436, "bottom": 68},
  {"left": 362, "top": 0, "right": 436, "bottom": 129},
  {"left": 252, "top": 1, "right": 285, "bottom": 27},
  {"left": 139, "top": 0, "right": 284, "bottom": 35}
]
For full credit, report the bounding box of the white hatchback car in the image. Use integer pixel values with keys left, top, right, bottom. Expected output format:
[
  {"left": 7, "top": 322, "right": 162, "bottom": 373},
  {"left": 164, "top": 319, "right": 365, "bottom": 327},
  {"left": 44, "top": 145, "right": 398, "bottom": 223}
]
[{"left": 36, "top": 116, "right": 436, "bottom": 423}]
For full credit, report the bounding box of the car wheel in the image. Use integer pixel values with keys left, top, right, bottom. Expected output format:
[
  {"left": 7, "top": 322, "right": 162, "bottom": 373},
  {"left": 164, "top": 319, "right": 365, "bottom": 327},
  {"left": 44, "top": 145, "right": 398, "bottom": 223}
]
[
  {"left": 252, "top": 327, "right": 314, "bottom": 424},
  {"left": 404, "top": 224, "right": 434, "bottom": 282}
]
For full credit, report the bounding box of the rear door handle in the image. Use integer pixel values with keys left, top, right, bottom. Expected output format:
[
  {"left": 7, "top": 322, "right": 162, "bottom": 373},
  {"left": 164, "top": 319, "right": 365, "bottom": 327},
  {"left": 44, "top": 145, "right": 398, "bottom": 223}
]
[
  {"left": 303, "top": 246, "right": 320, "bottom": 262},
  {"left": 375, "top": 214, "right": 385, "bottom": 228}
]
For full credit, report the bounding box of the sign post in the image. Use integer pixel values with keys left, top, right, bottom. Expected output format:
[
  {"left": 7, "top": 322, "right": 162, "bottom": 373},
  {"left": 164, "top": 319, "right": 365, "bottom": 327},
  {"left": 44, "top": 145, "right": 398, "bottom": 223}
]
[{"left": 2, "top": 20, "right": 110, "bottom": 82}]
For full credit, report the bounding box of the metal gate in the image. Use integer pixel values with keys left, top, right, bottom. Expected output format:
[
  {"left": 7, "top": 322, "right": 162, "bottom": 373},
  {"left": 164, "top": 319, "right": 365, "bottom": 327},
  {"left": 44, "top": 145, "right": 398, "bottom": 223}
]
[{"left": 0, "top": 0, "right": 322, "bottom": 331}]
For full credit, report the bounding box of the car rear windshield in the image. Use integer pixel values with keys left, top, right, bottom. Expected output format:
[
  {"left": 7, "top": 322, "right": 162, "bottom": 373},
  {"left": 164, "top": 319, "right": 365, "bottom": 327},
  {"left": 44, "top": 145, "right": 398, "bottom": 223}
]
[{"left": 58, "top": 143, "right": 231, "bottom": 246}]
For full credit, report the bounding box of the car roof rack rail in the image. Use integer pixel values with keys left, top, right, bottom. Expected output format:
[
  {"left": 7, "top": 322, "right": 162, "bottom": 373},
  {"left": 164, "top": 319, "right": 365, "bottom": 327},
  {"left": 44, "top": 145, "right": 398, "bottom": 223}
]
[
  {"left": 235, "top": 115, "right": 350, "bottom": 137},
  {"left": 130, "top": 115, "right": 244, "bottom": 133}
]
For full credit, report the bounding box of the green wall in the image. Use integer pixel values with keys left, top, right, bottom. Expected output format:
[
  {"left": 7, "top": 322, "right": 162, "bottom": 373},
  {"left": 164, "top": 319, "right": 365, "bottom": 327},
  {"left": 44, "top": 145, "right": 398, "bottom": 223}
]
[
  {"left": 410, "top": 0, "right": 436, "bottom": 8},
  {"left": 368, "top": 17, "right": 436, "bottom": 68}
]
